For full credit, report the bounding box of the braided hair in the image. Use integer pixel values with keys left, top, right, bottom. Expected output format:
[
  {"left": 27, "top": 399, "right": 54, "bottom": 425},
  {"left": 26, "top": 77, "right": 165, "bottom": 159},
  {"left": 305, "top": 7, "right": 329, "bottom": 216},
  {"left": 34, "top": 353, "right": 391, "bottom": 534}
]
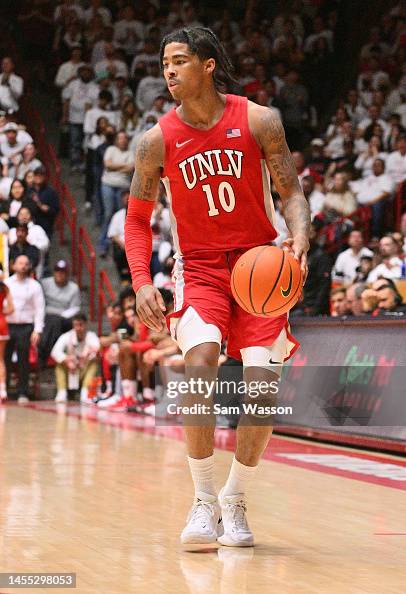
[{"left": 159, "top": 27, "right": 237, "bottom": 90}]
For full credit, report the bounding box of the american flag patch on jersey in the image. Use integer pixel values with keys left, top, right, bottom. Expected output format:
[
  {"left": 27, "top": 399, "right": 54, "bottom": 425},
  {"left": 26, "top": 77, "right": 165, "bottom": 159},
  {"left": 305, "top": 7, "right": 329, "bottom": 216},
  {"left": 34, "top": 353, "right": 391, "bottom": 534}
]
[{"left": 226, "top": 128, "right": 241, "bottom": 138}]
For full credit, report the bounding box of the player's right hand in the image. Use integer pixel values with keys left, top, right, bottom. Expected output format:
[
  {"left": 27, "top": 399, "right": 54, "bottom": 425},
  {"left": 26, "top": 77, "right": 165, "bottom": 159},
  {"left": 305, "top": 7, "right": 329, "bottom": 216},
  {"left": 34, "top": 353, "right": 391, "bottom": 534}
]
[{"left": 136, "top": 284, "right": 166, "bottom": 331}]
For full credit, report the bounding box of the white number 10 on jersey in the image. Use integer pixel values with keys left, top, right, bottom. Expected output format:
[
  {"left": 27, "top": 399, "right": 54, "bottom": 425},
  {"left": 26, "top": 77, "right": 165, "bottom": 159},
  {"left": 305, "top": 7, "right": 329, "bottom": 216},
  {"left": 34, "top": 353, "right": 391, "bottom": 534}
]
[{"left": 202, "top": 182, "right": 236, "bottom": 216}]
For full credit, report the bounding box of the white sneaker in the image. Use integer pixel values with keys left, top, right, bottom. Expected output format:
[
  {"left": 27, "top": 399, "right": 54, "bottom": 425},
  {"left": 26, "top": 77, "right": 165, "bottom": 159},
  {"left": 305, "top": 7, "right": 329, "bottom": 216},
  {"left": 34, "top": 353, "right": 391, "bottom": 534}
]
[
  {"left": 142, "top": 387, "right": 155, "bottom": 401},
  {"left": 181, "top": 491, "right": 223, "bottom": 544},
  {"left": 97, "top": 393, "right": 120, "bottom": 408},
  {"left": 217, "top": 489, "right": 254, "bottom": 547},
  {"left": 17, "top": 395, "right": 29, "bottom": 405},
  {"left": 55, "top": 390, "right": 68, "bottom": 403},
  {"left": 80, "top": 388, "right": 94, "bottom": 404}
]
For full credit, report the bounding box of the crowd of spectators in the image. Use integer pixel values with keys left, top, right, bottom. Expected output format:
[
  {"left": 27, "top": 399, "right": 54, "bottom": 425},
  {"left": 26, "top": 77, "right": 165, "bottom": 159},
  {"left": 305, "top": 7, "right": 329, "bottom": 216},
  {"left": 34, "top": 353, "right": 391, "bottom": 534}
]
[
  {"left": 48, "top": 0, "right": 406, "bottom": 412},
  {"left": 1, "top": 0, "right": 406, "bottom": 412},
  {"left": 0, "top": 50, "right": 88, "bottom": 404}
]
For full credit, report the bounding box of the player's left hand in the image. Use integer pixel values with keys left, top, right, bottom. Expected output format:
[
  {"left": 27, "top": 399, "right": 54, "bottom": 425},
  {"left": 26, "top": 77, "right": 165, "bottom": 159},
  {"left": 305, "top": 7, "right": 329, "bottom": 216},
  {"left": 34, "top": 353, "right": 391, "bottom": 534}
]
[{"left": 282, "top": 234, "right": 309, "bottom": 285}]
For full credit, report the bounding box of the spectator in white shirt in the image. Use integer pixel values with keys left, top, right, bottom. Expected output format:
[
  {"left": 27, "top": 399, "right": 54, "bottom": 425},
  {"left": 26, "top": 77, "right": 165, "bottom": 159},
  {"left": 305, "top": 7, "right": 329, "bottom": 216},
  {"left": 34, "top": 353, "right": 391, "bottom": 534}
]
[
  {"left": 54, "top": 1, "right": 84, "bottom": 26},
  {"left": 324, "top": 107, "right": 352, "bottom": 159},
  {"left": 54, "top": 46, "right": 85, "bottom": 93},
  {"left": 272, "top": 197, "right": 289, "bottom": 247},
  {"left": 84, "top": 0, "right": 111, "bottom": 26},
  {"left": 394, "top": 85, "right": 406, "bottom": 129},
  {"left": 5, "top": 255, "right": 45, "bottom": 402},
  {"left": 357, "top": 57, "right": 390, "bottom": 92},
  {"left": 60, "top": 20, "right": 84, "bottom": 56},
  {"left": 357, "top": 104, "right": 389, "bottom": 136},
  {"left": 91, "top": 27, "right": 115, "bottom": 66},
  {"left": 62, "top": 65, "right": 98, "bottom": 170},
  {"left": 332, "top": 230, "right": 373, "bottom": 284},
  {"left": 51, "top": 312, "right": 100, "bottom": 403},
  {"left": 367, "top": 235, "right": 403, "bottom": 282},
  {"left": 354, "top": 135, "right": 387, "bottom": 178},
  {"left": 135, "top": 62, "right": 167, "bottom": 113},
  {"left": 154, "top": 255, "right": 175, "bottom": 291},
  {"left": 0, "top": 172, "right": 13, "bottom": 201},
  {"left": 83, "top": 90, "right": 118, "bottom": 141},
  {"left": 95, "top": 43, "right": 128, "bottom": 80},
  {"left": 99, "top": 131, "right": 133, "bottom": 255},
  {"left": 352, "top": 158, "right": 394, "bottom": 237},
  {"left": 344, "top": 89, "right": 368, "bottom": 127},
  {"left": 0, "top": 57, "right": 24, "bottom": 113},
  {"left": 12, "top": 144, "right": 43, "bottom": 181},
  {"left": 385, "top": 134, "right": 406, "bottom": 185},
  {"left": 107, "top": 190, "right": 129, "bottom": 281},
  {"left": 84, "top": 92, "right": 118, "bottom": 209},
  {"left": 303, "top": 15, "right": 334, "bottom": 53},
  {"left": 0, "top": 122, "right": 33, "bottom": 161},
  {"left": 302, "top": 175, "right": 325, "bottom": 219},
  {"left": 113, "top": 5, "right": 144, "bottom": 58},
  {"left": 8, "top": 207, "right": 50, "bottom": 278},
  {"left": 130, "top": 38, "right": 160, "bottom": 76},
  {"left": 360, "top": 28, "right": 390, "bottom": 61},
  {"left": 111, "top": 75, "right": 133, "bottom": 111}
]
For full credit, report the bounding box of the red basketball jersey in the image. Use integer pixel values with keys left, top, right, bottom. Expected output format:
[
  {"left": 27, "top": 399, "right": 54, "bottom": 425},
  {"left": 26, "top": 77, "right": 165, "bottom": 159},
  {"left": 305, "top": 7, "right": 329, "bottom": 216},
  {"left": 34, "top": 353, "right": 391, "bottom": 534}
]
[{"left": 159, "top": 94, "right": 278, "bottom": 257}]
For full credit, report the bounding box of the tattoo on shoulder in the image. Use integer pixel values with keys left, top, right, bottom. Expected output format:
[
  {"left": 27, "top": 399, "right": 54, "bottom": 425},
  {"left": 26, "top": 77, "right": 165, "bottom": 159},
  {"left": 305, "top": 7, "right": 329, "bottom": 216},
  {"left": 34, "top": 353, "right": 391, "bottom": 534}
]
[
  {"left": 260, "top": 109, "right": 285, "bottom": 148},
  {"left": 130, "top": 132, "right": 161, "bottom": 200}
]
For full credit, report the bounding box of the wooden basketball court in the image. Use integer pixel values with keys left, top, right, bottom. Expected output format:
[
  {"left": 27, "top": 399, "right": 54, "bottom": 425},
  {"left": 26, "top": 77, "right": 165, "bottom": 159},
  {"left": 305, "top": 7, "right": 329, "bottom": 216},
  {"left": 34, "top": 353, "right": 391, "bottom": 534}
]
[{"left": 0, "top": 402, "right": 405, "bottom": 594}]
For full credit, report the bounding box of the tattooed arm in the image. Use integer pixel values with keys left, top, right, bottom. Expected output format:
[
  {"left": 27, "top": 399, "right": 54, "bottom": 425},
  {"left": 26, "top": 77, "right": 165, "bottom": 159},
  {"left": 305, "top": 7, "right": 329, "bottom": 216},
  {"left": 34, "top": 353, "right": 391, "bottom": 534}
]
[
  {"left": 130, "top": 124, "right": 164, "bottom": 201},
  {"left": 248, "top": 102, "right": 311, "bottom": 278},
  {"left": 125, "top": 125, "right": 167, "bottom": 331}
]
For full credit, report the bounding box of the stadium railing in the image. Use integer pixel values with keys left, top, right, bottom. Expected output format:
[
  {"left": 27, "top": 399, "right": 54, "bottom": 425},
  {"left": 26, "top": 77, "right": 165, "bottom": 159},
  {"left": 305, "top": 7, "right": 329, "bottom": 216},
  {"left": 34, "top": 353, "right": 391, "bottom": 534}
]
[
  {"left": 78, "top": 226, "right": 96, "bottom": 321},
  {"left": 46, "top": 143, "right": 63, "bottom": 193},
  {"left": 60, "top": 184, "right": 78, "bottom": 275},
  {"left": 98, "top": 269, "right": 117, "bottom": 335}
]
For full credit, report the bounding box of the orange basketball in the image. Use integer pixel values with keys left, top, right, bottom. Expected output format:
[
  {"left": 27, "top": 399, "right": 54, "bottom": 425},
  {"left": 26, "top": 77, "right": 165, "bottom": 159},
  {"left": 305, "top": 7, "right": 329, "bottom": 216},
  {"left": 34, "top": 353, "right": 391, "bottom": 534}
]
[{"left": 231, "top": 245, "right": 302, "bottom": 317}]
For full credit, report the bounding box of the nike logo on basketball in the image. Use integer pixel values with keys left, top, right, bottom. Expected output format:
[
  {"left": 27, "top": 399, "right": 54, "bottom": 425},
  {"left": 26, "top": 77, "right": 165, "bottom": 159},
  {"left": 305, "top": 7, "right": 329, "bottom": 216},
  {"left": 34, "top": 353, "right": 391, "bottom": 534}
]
[
  {"left": 176, "top": 139, "right": 193, "bottom": 148},
  {"left": 281, "top": 263, "right": 293, "bottom": 297}
]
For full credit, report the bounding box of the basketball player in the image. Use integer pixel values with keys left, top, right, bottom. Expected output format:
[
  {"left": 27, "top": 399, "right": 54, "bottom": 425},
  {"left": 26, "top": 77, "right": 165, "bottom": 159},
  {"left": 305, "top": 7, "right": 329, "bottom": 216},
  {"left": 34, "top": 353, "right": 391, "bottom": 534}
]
[{"left": 125, "top": 28, "right": 310, "bottom": 546}]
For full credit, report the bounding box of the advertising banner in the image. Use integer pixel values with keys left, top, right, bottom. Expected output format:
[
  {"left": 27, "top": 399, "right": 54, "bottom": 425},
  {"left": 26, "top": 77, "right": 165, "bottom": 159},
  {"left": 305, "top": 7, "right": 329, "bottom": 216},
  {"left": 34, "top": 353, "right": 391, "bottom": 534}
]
[{"left": 275, "top": 318, "right": 406, "bottom": 446}]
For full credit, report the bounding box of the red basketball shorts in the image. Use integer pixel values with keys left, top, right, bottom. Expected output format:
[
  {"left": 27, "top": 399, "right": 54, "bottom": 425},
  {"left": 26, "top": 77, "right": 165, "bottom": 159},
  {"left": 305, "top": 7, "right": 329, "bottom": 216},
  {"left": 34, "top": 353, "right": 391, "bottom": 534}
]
[
  {"left": 0, "top": 314, "right": 9, "bottom": 340},
  {"left": 166, "top": 249, "right": 299, "bottom": 363}
]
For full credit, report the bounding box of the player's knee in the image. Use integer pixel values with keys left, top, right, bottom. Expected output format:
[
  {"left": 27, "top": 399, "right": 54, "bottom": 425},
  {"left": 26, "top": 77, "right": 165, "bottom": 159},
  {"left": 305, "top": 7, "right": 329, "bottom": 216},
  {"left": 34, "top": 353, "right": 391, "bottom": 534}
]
[{"left": 185, "top": 342, "right": 219, "bottom": 367}]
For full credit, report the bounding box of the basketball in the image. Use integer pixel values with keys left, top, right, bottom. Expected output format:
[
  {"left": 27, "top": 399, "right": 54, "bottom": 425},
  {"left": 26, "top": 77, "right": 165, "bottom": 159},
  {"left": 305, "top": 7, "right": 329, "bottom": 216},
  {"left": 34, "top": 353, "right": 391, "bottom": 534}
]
[{"left": 231, "top": 245, "right": 303, "bottom": 317}]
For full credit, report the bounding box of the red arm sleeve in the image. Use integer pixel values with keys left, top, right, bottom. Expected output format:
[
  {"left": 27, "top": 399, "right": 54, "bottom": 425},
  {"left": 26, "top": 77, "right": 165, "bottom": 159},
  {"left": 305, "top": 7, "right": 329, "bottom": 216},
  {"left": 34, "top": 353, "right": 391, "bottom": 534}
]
[{"left": 124, "top": 197, "right": 155, "bottom": 293}]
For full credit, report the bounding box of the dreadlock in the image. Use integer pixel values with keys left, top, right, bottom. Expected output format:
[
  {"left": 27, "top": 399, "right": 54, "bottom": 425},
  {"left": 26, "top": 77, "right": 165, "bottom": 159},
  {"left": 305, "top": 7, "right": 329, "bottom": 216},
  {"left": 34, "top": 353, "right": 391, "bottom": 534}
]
[{"left": 159, "top": 27, "right": 237, "bottom": 90}]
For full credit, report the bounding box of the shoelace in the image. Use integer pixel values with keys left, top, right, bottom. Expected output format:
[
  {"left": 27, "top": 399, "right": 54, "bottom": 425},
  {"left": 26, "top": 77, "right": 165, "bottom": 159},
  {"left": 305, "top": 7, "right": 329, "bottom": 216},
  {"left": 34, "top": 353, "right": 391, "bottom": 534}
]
[
  {"left": 226, "top": 500, "right": 249, "bottom": 531},
  {"left": 190, "top": 500, "right": 215, "bottom": 527}
]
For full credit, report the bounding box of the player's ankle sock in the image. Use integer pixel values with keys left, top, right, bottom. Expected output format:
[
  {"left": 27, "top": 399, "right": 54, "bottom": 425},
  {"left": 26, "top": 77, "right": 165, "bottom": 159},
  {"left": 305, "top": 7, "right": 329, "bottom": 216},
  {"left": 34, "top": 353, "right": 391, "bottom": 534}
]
[
  {"left": 187, "top": 454, "right": 216, "bottom": 497},
  {"left": 222, "top": 456, "right": 258, "bottom": 496},
  {"left": 142, "top": 387, "right": 155, "bottom": 401},
  {"left": 122, "top": 379, "right": 137, "bottom": 398}
]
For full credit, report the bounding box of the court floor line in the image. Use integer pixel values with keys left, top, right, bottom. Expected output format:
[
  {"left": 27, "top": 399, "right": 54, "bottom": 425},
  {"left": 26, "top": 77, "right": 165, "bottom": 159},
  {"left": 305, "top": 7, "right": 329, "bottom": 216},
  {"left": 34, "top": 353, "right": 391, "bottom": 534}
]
[{"left": 11, "top": 401, "right": 406, "bottom": 492}]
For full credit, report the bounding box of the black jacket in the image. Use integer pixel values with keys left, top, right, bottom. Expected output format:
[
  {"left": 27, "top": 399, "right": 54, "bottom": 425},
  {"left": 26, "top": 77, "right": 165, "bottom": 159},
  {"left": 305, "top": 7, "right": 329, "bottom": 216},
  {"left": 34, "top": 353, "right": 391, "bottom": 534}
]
[
  {"left": 301, "top": 243, "right": 332, "bottom": 315},
  {"left": 32, "top": 184, "right": 60, "bottom": 237},
  {"left": 9, "top": 242, "right": 40, "bottom": 271}
]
